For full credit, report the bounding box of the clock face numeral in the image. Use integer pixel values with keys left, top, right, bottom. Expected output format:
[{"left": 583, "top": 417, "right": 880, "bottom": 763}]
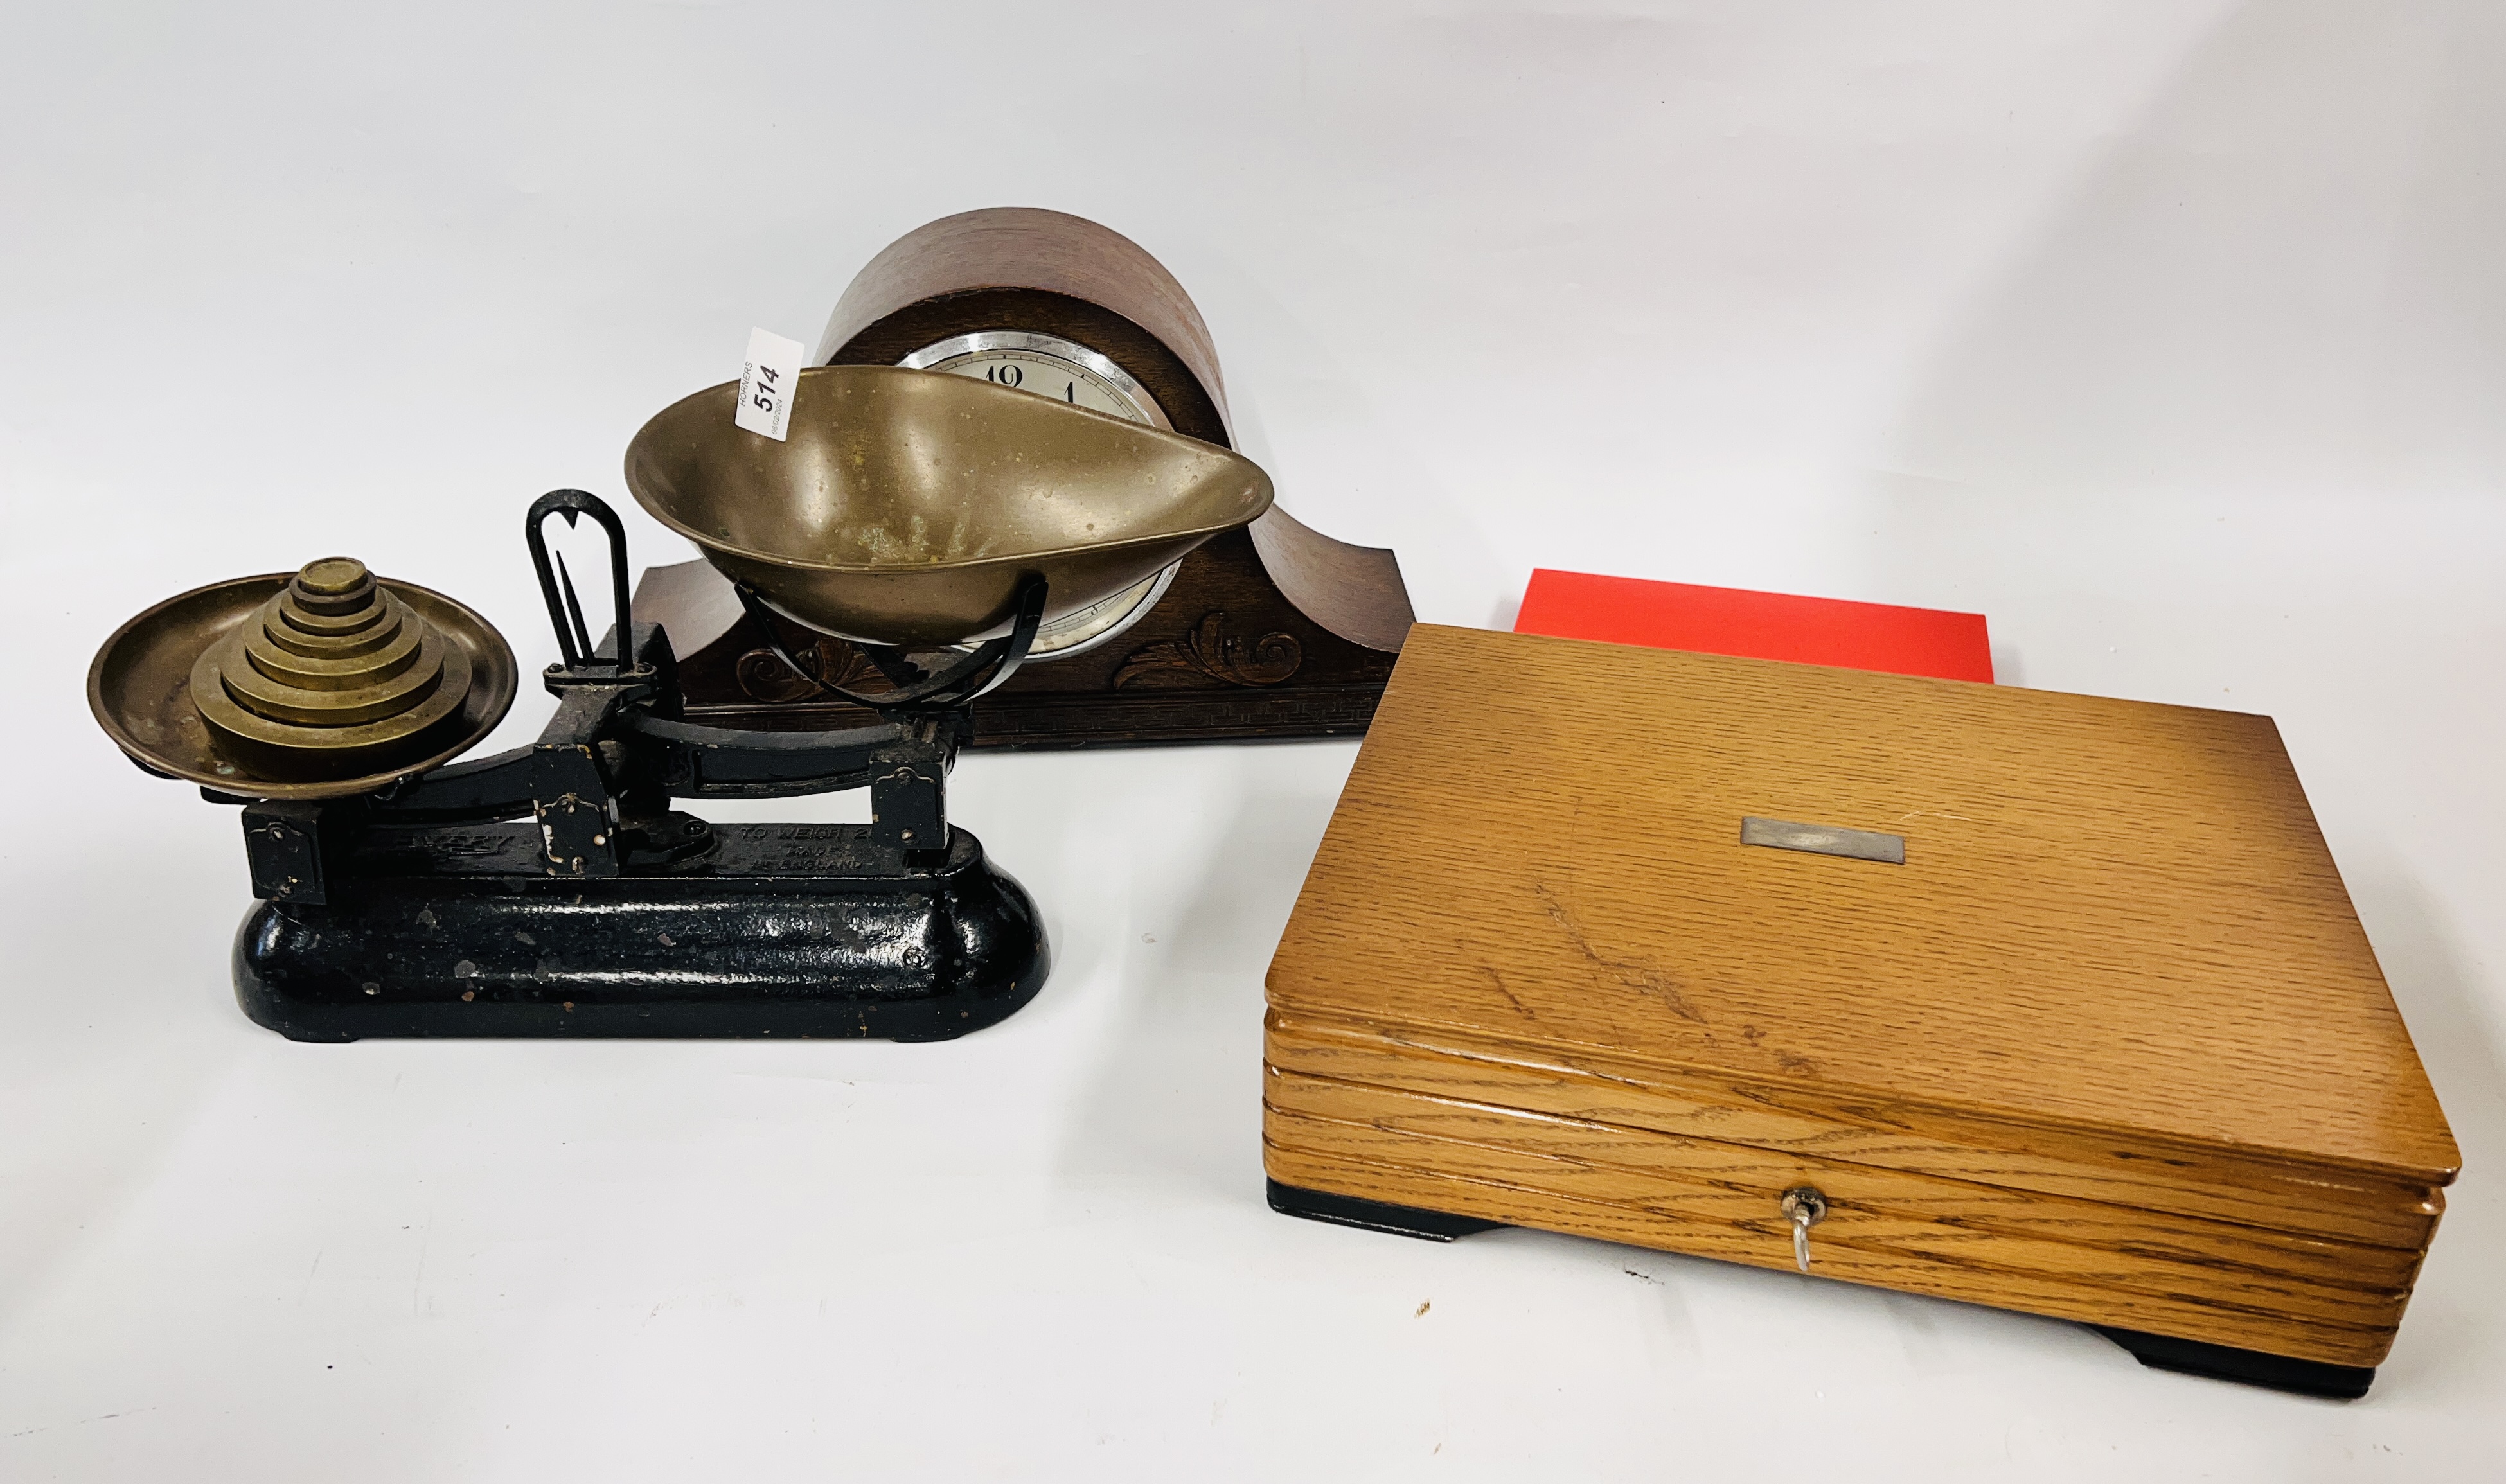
[
  {"left": 900, "top": 331, "right": 1167, "bottom": 430},
  {"left": 948, "top": 351, "right": 1140, "bottom": 421}
]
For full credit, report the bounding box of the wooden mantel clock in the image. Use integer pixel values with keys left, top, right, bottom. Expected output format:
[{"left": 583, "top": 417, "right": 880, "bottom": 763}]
[{"left": 632, "top": 208, "right": 1413, "bottom": 748}]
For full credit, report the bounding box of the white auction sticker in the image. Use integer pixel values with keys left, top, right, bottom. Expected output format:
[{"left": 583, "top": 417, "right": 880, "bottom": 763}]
[{"left": 734, "top": 326, "right": 808, "bottom": 440}]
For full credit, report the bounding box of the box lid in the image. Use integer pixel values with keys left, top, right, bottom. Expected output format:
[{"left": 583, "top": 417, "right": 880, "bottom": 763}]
[{"left": 1268, "top": 625, "right": 2458, "bottom": 1189}]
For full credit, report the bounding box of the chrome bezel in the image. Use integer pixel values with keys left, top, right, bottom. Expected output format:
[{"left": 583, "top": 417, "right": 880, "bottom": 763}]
[
  {"left": 900, "top": 329, "right": 1180, "bottom": 659},
  {"left": 1022, "top": 560, "right": 1179, "bottom": 658},
  {"left": 898, "top": 330, "right": 1172, "bottom": 431}
]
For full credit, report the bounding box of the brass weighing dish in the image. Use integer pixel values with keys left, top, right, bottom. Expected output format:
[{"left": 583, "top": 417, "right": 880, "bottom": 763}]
[
  {"left": 89, "top": 572, "right": 517, "bottom": 800},
  {"left": 624, "top": 365, "right": 1275, "bottom": 648}
]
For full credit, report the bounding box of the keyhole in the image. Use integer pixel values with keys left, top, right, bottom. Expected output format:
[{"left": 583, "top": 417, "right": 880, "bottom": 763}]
[{"left": 1781, "top": 1186, "right": 1827, "bottom": 1273}]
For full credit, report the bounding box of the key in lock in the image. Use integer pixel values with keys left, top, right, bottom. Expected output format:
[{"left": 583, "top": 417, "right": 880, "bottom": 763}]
[{"left": 1780, "top": 1186, "right": 1827, "bottom": 1273}]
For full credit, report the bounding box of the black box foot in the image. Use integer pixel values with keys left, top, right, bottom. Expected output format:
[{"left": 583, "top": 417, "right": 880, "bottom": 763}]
[
  {"left": 1266, "top": 1179, "right": 1507, "bottom": 1242},
  {"left": 2092, "top": 1325, "right": 2374, "bottom": 1399}
]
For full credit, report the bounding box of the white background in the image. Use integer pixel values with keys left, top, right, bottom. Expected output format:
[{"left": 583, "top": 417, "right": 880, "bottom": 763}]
[{"left": 4, "top": 2, "right": 2501, "bottom": 1478}]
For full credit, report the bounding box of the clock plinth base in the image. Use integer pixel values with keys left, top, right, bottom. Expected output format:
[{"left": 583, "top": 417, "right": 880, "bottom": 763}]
[{"left": 639, "top": 522, "right": 1407, "bottom": 750}]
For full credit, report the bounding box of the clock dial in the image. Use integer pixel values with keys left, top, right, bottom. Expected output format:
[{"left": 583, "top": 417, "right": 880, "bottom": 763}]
[
  {"left": 899, "top": 331, "right": 1171, "bottom": 430},
  {"left": 898, "top": 331, "right": 1178, "bottom": 657}
]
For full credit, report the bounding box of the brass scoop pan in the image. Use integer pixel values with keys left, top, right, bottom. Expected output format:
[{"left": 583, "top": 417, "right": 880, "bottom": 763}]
[
  {"left": 623, "top": 366, "right": 1275, "bottom": 649},
  {"left": 89, "top": 566, "right": 517, "bottom": 800}
]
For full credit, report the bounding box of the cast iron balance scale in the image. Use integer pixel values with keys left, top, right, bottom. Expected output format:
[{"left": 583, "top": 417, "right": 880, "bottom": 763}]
[{"left": 88, "top": 366, "right": 1274, "bottom": 1040}]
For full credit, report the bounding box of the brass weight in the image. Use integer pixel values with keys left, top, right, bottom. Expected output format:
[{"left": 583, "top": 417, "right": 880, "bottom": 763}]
[
  {"left": 184, "top": 557, "right": 481, "bottom": 780},
  {"left": 92, "top": 557, "right": 515, "bottom": 799}
]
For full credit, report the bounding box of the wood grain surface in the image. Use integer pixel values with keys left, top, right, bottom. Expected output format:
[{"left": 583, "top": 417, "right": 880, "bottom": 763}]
[
  {"left": 813, "top": 207, "right": 1233, "bottom": 437},
  {"left": 1265, "top": 1072, "right": 2418, "bottom": 1314},
  {"left": 1265, "top": 1012, "right": 2442, "bottom": 1248},
  {"left": 1260, "top": 1140, "right": 2400, "bottom": 1366},
  {"left": 1264, "top": 624, "right": 2459, "bottom": 1364},
  {"left": 1268, "top": 624, "right": 2458, "bottom": 1182}
]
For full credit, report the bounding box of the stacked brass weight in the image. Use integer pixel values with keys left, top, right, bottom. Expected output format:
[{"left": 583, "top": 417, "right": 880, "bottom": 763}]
[{"left": 187, "top": 557, "right": 479, "bottom": 781}]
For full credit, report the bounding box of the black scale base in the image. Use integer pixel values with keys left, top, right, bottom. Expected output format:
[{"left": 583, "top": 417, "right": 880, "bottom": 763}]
[
  {"left": 1264, "top": 1179, "right": 2376, "bottom": 1400},
  {"left": 238, "top": 821, "right": 1048, "bottom": 1042}
]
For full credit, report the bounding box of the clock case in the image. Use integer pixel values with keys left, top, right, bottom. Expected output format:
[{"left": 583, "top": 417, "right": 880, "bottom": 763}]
[{"left": 634, "top": 208, "right": 1414, "bottom": 750}]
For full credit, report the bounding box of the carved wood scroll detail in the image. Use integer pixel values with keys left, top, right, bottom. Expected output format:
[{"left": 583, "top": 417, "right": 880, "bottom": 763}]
[
  {"left": 735, "top": 640, "right": 891, "bottom": 703},
  {"left": 1114, "top": 611, "right": 1302, "bottom": 690}
]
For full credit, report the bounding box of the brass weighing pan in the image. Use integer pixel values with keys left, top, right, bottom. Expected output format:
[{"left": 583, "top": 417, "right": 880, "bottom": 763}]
[
  {"left": 625, "top": 366, "right": 1275, "bottom": 649},
  {"left": 90, "top": 572, "right": 517, "bottom": 800}
]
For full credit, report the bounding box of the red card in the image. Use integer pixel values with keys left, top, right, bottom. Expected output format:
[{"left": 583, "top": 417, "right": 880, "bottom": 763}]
[{"left": 1513, "top": 569, "right": 1993, "bottom": 683}]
